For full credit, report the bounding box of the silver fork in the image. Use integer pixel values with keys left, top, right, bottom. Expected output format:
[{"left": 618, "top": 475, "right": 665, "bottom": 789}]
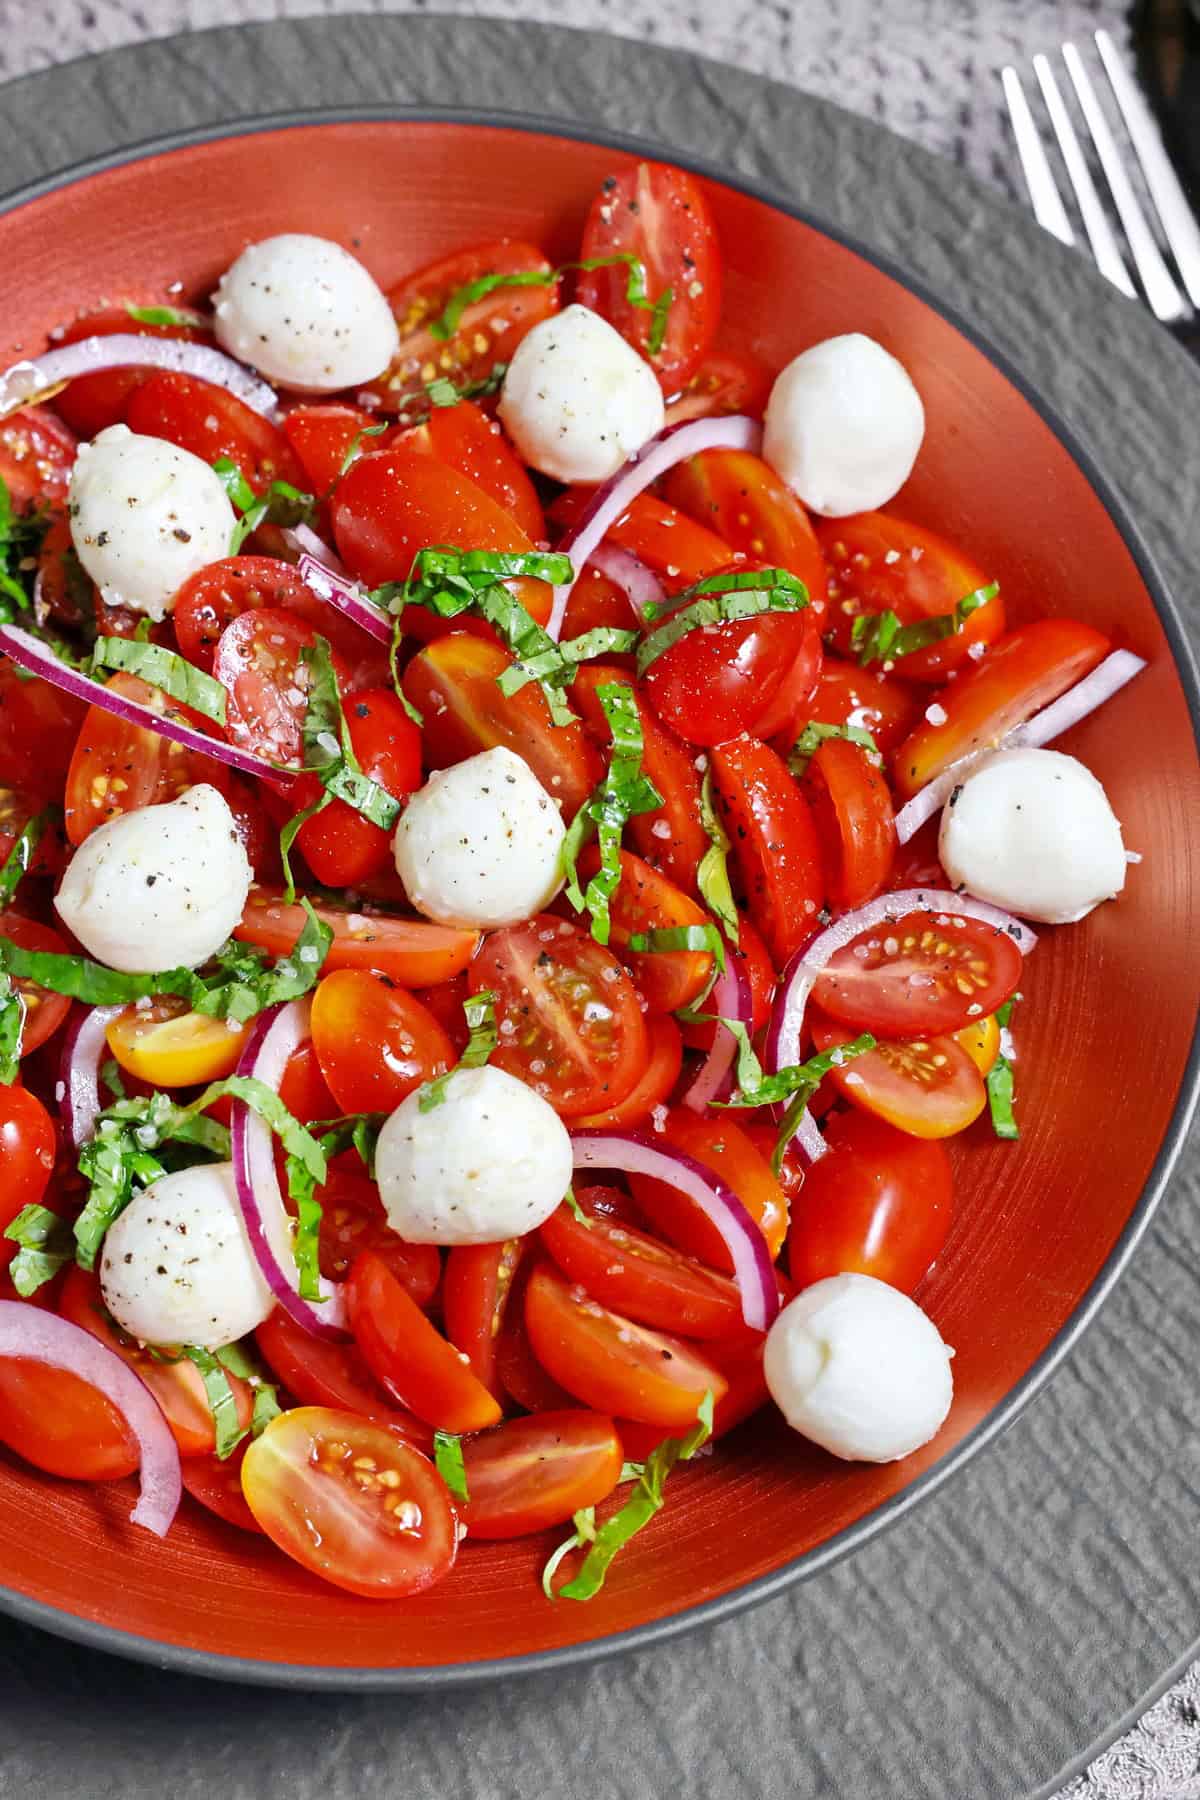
[{"left": 1002, "top": 28, "right": 1200, "bottom": 328}]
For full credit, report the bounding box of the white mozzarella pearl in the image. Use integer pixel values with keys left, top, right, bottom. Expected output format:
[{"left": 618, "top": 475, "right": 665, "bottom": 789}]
[
  {"left": 762, "top": 332, "right": 925, "bottom": 516},
  {"left": 393, "top": 746, "right": 565, "bottom": 929},
  {"left": 55, "top": 784, "right": 252, "bottom": 973},
  {"left": 498, "top": 303, "right": 665, "bottom": 483},
  {"left": 764, "top": 1273, "right": 954, "bottom": 1463},
  {"left": 100, "top": 1162, "right": 274, "bottom": 1351},
  {"left": 375, "top": 1064, "right": 572, "bottom": 1245},
  {"left": 213, "top": 234, "right": 399, "bottom": 393},
  {"left": 939, "top": 746, "right": 1127, "bottom": 925},
  {"left": 67, "top": 424, "right": 237, "bottom": 621}
]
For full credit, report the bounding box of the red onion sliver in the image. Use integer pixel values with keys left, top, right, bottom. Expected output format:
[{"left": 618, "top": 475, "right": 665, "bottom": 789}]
[
  {"left": 281, "top": 523, "right": 342, "bottom": 567},
  {"left": 230, "top": 1000, "right": 348, "bottom": 1341},
  {"left": 0, "top": 335, "right": 280, "bottom": 422},
  {"left": 59, "top": 1003, "right": 126, "bottom": 1147},
  {"left": 790, "top": 1108, "right": 828, "bottom": 1165},
  {"left": 548, "top": 414, "right": 763, "bottom": 638},
  {"left": 0, "top": 1302, "right": 180, "bottom": 1535},
  {"left": 296, "top": 552, "right": 393, "bottom": 646},
  {"left": 0, "top": 624, "right": 283, "bottom": 784},
  {"left": 680, "top": 950, "right": 753, "bottom": 1114},
  {"left": 766, "top": 887, "right": 1038, "bottom": 1075},
  {"left": 570, "top": 1130, "right": 779, "bottom": 1331},
  {"left": 895, "top": 650, "right": 1147, "bottom": 845},
  {"left": 586, "top": 542, "right": 666, "bottom": 623}
]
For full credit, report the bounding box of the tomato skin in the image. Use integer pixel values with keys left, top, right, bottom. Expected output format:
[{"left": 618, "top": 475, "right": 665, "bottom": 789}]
[
  {"left": 893, "top": 619, "right": 1110, "bottom": 799},
  {"left": 461, "top": 1412, "right": 624, "bottom": 1540},
  {"left": 679, "top": 915, "right": 775, "bottom": 1052},
  {"left": 561, "top": 564, "right": 639, "bottom": 651},
  {"left": 125, "top": 371, "right": 303, "bottom": 491},
  {"left": 956, "top": 1012, "right": 1001, "bottom": 1076},
  {"left": 524, "top": 1263, "right": 728, "bottom": 1428},
  {"left": 552, "top": 489, "right": 733, "bottom": 596},
  {"left": 800, "top": 737, "right": 896, "bottom": 911},
  {"left": 277, "top": 1039, "right": 337, "bottom": 1124},
  {"left": 817, "top": 513, "right": 1004, "bottom": 681},
  {"left": 403, "top": 398, "right": 544, "bottom": 543},
  {"left": 0, "top": 788, "right": 67, "bottom": 879},
  {"left": 403, "top": 633, "right": 601, "bottom": 822},
  {"left": 806, "top": 655, "right": 924, "bottom": 759},
  {"left": 0, "top": 663, "right": 86, "bottom": 805},
  {"left": 0, "top": 1083, "right": 56, "bottom": 1270},
  {"left": 577, "top": 161, "right": 721, "bottom": 393},
  {"left": 709, "top": 737, "right": 825, "bottom": 970},
  {"left": 63, "top": 671, "right": 222, "bottom": 845},
  {"left": 236, "top": 890, "right": 480, "bottom": 987},
  {"left": 664, "top": 349, "right": 774, "bottom": 426},
  {"left": 788, "top": 1109, "right": 953, "bottom": 1294},
  {"left": 0, "top": 1359, "right": 140, "bottom": 1481},
  {"left": 51, "top": 307, "right": 212, "bottom": 438},
  {"left": 348, "top": 1250, "right": 502, "bottom": 1434},
  {"left": 173, "top": 555, "right": 361, "bottom": 674},
  {"left": 745, "top": 614, "right": 825, "bottom": 746},
  {"left": 470, "top": 916, "right": 650, "bottom": 1117},
  {"left": 628, "top": 1108, "right": 789, "bottom": 1270},
  {"left": 576, "top": 847, "right": 713, "bottom": 1012},
  {"left": 812, "top": 908, "right": 1023, "bottom": 1039},
  {"left": 0, "top": 914, "right": 72, "bottom": 1059},
  {"left": 442, "top": 1238, "right": 526, "bottom": 1400},
  {"left": 573, "top": 1015, "right": 683, "bottom": 1129},
  {"left": 810, "top": 1009, "right": 987, "bottom": 1139},
  {"left": 213, "top": 606, "right": 350, "bottom": 769},
  {"left": 254, "top": 1305, "right": 432, "bottom": 1449},
  {"left": 310, "top": 969, "right": 453, "bottom": 1113},
  {"left": 295, "top": 687, "right": 421, "bottom": 886},
  {"left": 105, "top": 997, "right": 244, "bottom": 1087},
  {"left": 282, "top": 403, "right": 385, "bottom": 493},
  {"left": 0, "top": 405, "right": 76, "bottom": 508},
  {"left": 240, "top": 1406, "right": 459, "bottom": 1599},
  {"left": 540, "top": 1197, "right": 743, "bottom": 1337},
  {"left": 182, "top": 1441, "right": 263, "bottom": 1533},
  {"left": 316, "top": 1168, "right": 441, "bottom": 1311},
  {"left": 663, "top": 449, "right": 828, "bottom": 621}
]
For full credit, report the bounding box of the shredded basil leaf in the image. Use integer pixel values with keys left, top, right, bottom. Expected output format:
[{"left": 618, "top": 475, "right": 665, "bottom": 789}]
[
  {"left": 99, "top": 1057, "right": 126, "bottom": 1102},
  {"left": 212, "top": 456, "right": 317, "bottom": 555},
  {"left": 850, "top": 583, "right": 998, "bottom": 666},
  {"left": 627, "top": 923, "right": 726, "bottom": 971},
  {"left": 419, "top": 991, "right": 497, "bottom": 1112},
  {"left": 0, "top": 476, "right": 51, "bottom": 623},
  {"left": 560, "top": 683, "right": 663, "bottom": 945},
  {"left": 429, "top": 254, "right": 672, "bottom": 354},
  {"left": 91, "top": 636, "right": 228, "bottom": 724},
  {"left": 0, "top": 807, "right": 50, "bottom": 909},
  {"left": 637, "top": 569, "right": 809, "bottom": 677},
  {"left": 433, "top": 1430, "right": 470, "bottom": 1502},
  {"left": 0, "top": 975, "right": 24, "bottom": 1084},
  {"left": 563, "top": 1186, "right": 592, "bottom": 1229},
  {"left": 123, "top": 301, "right": 207, "bottom": 328},
  {"left": 693, "top": 767, "right": 740, "bottom": 946},
  {"left": 710, "top": 1023, "right": 875, "bottom": 1175},
  {"left": 282, "top": 1109, "right": 386, "bottom": 1300},
  {"left": 210, "top": 1340, "right": 284, "bottom": 1438},
  {"left": 179, "top": 1346, "right": 246, "bottom": 1459},
  {"left": 788, "top": 720, "right": 882, "bottom": 777},
  {"left": 335, "top": 420, "right": 389, "bottom": 480},
  {"left": 986, "top": 997, "right": 1019, "bottom": 1140},
  {"left": 4, "top": 1203, "right": 73, "bottom": 1296}
]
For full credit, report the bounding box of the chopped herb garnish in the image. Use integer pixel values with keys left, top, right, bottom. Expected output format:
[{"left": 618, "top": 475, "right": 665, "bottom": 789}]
[
  {"left": 560, "top": 682, "right": 663, "bottom": 945},
  {"left": 693, "top": 767, "right": 740, "bottom": 945},
  {"left": 850, "top": 584, "right": 998, "bottom": 666},
  {"left": 179, "top": 1346, "right": 246, "bottom": 1459},
  {"left": 986, "top": 997, "right": 1019, "bottom": 1140},
  {"left": 419, "top": 991, "right": 497, "bottom": 1112},
  {"left": 787, "top": 719, "right": 882, "bottom": 777},
  {"left": 91, "top": 636, "right": 228, "bottom": 724},
  {"left": 433, "top": 1430, "right": 470, "bottom": 1502},
  {"left": 0, "top": 806, "right": 50, "bottom": 909},
  {"left": 637, "top": 569, "right": 809, "bottom": 678},
  {"left": 710, "top": 1021, "right": 875, "bottom": 1175},
  {"left": 212, "top": 456, "right": 317, "bottom": 555},
  {"left": 123, "top": 301, "right": 208, "bottom": 329},
  {"left": 563, "top": 1186, "right": 592, "bottom": 1228},
  {"left": 627, "top": 923, "right": 726, "bottom": 969},
  {"left": 430, "top": 254, "right": 673, "bottom": 358},
  {"left": 4, "top": 1203, "right": 74, "bottom": 1295},
  {"left": 0, "top": 475, "right": 51, "bottom": 623},
  {"left": 336, "top": 420, "right": 389, "bottom": 480},
  {"left": 0, "top": 975, "right": 25, "bottom": 1084}
]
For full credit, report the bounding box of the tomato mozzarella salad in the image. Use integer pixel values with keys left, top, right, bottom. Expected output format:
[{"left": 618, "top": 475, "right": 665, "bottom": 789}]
[{"left": 0, "top": 160, "right": 1144, "bottom": 1602}]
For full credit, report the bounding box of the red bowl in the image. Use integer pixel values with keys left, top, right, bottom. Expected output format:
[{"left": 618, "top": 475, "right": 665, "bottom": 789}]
[{"left": 1, "top": 114, "right": 1198, "bottom": 1687}]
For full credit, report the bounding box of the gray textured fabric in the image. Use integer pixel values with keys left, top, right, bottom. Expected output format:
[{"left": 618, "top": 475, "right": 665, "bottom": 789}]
[{"left": 0, "top": 12, "right": 1197, "bottom": 1800}]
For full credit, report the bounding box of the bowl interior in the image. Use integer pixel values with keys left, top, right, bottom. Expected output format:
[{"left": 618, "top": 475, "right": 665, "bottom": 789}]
[{"left": 2, "top": 117, "right": 1198, "bottom": 1679}]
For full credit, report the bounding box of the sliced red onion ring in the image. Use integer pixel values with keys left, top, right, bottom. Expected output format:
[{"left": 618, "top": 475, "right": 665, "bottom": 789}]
[
  {"left": 548, "top": 414, "right": 763, "bottom": 638},
  {"left": 59, "top": 1003, "right": 126, "bottom": 1147},
  {"left": 230, "top": 1000, "right": 348, "bottom": 1341},
  {"left": 0, "top": 624, "right": 284, "bottom": 783},
  {"left": 766, "top": 888, "right": 1038, "bottom": 1075},
  {"left": 586, "top": 542, "right": 666, "bottom": 623},
  {"left": 895, "top": 650, "right": 1147, "bottom": 844},
  {"left": 680, "top": 950, "right": 753, "bottom": 1114},
  {"left": 281, "top": 523, "right": 342, "bottom": 567},
  {"left": 570, "top": 1129, "right": 779, "bottom": 1331},
  {"left": 0, "top": 1302, "right": 180, "bottom": 1535},
  {"left": 296, "top": 552, "right": 393, "bottom": 646},
  {"left": 0, "top": 335, "right": 280, "bottom": 423}
]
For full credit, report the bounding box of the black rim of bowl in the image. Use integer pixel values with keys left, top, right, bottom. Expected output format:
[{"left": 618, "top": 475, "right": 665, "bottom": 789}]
[{"left": 1, "top": 103, "right": 1198, "bottom": 1697}]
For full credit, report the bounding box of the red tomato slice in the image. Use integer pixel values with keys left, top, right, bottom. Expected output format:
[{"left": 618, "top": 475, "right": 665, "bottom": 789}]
[
  {"left": 572, "top": 1014, "right": 683, "bottom": 1130},
  {"left": 0, "top": 1080, "right": 56, "bottom": 1270},
  {"left": 664, "top": 349, "right": 774, "bottom": 426},
  {"left": 577, "top": 161, "right": 721, "bottom": 393},
  {"left": 413, "top": 971, "right": 471, "bottom": 1055},
  {"left": 0, "top": 1358, "right": 140, "bottom": 1481},
  {"left": 806, "top": 655, "right": 924, "bottom": 759},
  {"left": 182, "top": 1441, "right": 263, "bottom": 1533},
  {"left": 51, "top": 306, "right": 213, "bottom": 438},
  {"left": 403, "top": 398, "right": 544, "bottom": 543},
  {"left": 316, "top": 1168, "right": 441, "bottom": 1311},
  {"left": 63, "top": 671, "right": 226, "bottom": 845},
  {"left": 893, "top": 619, "right": 1110, "bottom": 799},
  {"left": 172, "top": 554, "right": 378, "bottom": 676},
  {"left": 277, "top": 1038, "right": 337, "bottom": 1123},
  {"left": 213, "top": 606, "right": 350, "bottom": 768},
  {"left": 282, "top": 403, "right": 387, "bottom": 493},
  {"left": 469, "top": 915, "right": 650, "bottom": 1117},
  {"left": 626, "top": 1107, "right": 789, "bottom": 1271},
  {"left": 310, "top": 968, "right": 453, "bottom": 1113},
  {"left": 492, "top": 1254, "right": 578, "bottom": 1413},
  {"left": 787, "top": 1108, "right": 953, "bottom": 1294},
  {"left": 402, "top": 633, "right": 601, "bottom": 821},
  {"left": 442, "top": 1237, "right": 526, "bottom": 1400},
  {"left": 576, "top": 847, "right": 713, "bottom": 1012},
  {"left": 811, "top": 906, "right": 1023, "bottom": 1038},
  {"left": 240, "top": 1405, "right": 458, "bottom": 1598},
  {"left": 800, "top": 737, "right": 896, "bottom": 911},
  {"left": 236, "top": 889, "right": 480, "bottom": 986},
  {"left": 0, "top": 406, "right": 75, "bottom": 508},
  {"left": 709, "top": 736, "right": 825, "bottom": 969},
  {"left": 125, "top": 371, "right": 303, "bottom": 491},
  {"left": 744, "top": 614, "right": 825, "bottom": 746},
  {"left": 561, "top": 564, "right": 640, "bottom": 650},
  {"left": 551, "top": 489, "right": 732, "bottom": 595},
  {"left": 461, "top": 1411, "right": 624, "bottom": 1539},
  {"left": 678, "top": 915, "right": 776, "bottom": 1052},
  {"left": 0, "top": 914, "right": 72, "bottom": 1058},
  {"left": 295, "top": 687, "right": 421, "bottom": 887},
  {"left": 0, "top": 662, "right": 86, "bottom": 804},
  {"left": 347, "top": 1249, "right": 502, "bottom": 1434},
  {"left": 255, "top": 1305, "right": 432, "bottom": 1449},
  {"left": 810, "top": 1009, "right": 986, "bottom": 1139},
  {"left": 540, "top": 1195, "right": 743, "bottom": 1337},
  {"left": 663, "top": 448, "right": 828, "bottom": 620},
  {"left": 817, "top": 512, "right": 1004, "bottom": 680}
]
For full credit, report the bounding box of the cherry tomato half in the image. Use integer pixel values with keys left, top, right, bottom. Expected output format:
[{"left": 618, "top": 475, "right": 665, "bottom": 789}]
[
  {"left": 811, "top": 907, "right": 1023, "bottom": 1039},
  {"left": 295, "top": 687, "right": 421, "bottom": 887},
  {"left": 664, "top": 349, "right": 774, "bottom": 426},
  {"left": 236, "top": 890, "right": 480, "bottom": 987},
  {"left": 809, "top": 1010, "right": 987, "bottom": 1139},
  {"left": 664, "top": 448, "right": 828, "bottom": 620},
  {"left": 0, "top": 663, "right": 86, "bottom": 806},
  {"left": 799, "top": 737, "right": 896, "bottom": 912},
  {"left": 627, "top": 1107, "right": 789, "bottom": 1270},
  {"left": 126, "top": 371, "right": 303, "bottom": 491},
  {"left": 0, "top": 405, "right": 75, "bottom": 508},
  {"left": 403, "top": 397, "right": 544, "bottom": 543},
  {"left": 310, "top": 968, "right": 453, "bottom": 1113},
  {"left": 63, "top": 671, "right": 224, "bottom": 845},
  {"left": 540, "top": 1195, "right": 743, "bottom": 1337},
  {"left": 173, "top": 555, "right": 359, "bottom": 673},
  {"left": 461, "top": 1412, "right": 624, "bottom": 1539},
  {"left": 51, "top": 306, "right": 212, "bottom": 438},
  {"left": 213, "top": 606, "right": 350, "bottom": 768},
  {"left": 577, "top": 847, "right": 713, "bottom": 1012},
  {"left": 182, "top": 1441, "right": 263, "bottom": 1533},
  {"left": 0, "top": 1359, "right": 139, "bottom": 1481},
  {"left": 347, "top": 1249, "right": 502, "bottom": 1434},
  {"left": 442, "top": 1237, "right": 526, "bottom": 1400},
  {"left": 255, "top": 1305, "right": 432, "bottom": 1449},
  {"left": 709, "top": 736, "right": 825, "bottom": 970},
  {"left": 105, "top": 997, "right": 244, "bottom": 1087},
  {"left": 805, "top": 655, "right": 924, "bottom": 759},
  {"left": 282, "top": 403, "right": 386, "bottom": 494},
  {"left": 0, "top": 1084, "right": 58, "bottom": 1272},
  {"left": 0, "top": 914, "right": 72, "bottom": 1058},
  {"left": 572, "top": 1014, "right": 683, "bottom": 1130}
]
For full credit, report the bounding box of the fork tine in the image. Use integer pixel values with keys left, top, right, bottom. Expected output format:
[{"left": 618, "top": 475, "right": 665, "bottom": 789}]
[
  {"left": 1001, "top": 67, "right": 1075, "bottom": 247},
  {"left": 1094, "top": 28, "right": 1200, "bottom": 309},
  {"left": 1033, "top": 54, "right": 1136, "bottom": 297},
  {"left": 1061, "top": 40, "right": 1190, "bottom": 322}
]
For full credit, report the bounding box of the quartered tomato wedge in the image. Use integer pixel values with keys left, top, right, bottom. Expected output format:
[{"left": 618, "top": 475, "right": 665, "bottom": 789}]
[
  {"left": 125, "top": 371, "right": 303, "bottom": 491},
  {"left": 539, "top": 1195, "right": 744, "bottom": 1338},
  {"left": 0, "top": 1358, "right": 140, "bottom": 1482},
  {"left": 799, "top": 737, "right": 896, "bottom": 911},
  {"left": 663, "top": 448, "right": 828, "bottom": 620},
  {"left": 240, "top": 1406, "right": 458, "bottom": 1598},
  {"left": 575, "top": 846, "right": 714, "bottom": 1012},
  {"left": 403, "top": 397, "right": 544, "bottom": 543},
  {"left": 295, "top": 687, "right": 421, "bottom": 887},
  {"left": 461, "top": 1412, "right": 624, "bottom": 1539},
  {"left": 347, "top": 1249, "right": 502, "bottom": 1434},
  {"left": 709, "top": 736, "right": 825, "bottom": 969},
  {"left": 805, "top": 654, "right": 924, "bottom": 758},
  {"left": 572, "top": 1015, "right": 683, "bottom": 1129},
  {"left": 664, "top": 348, "right": 774, "bottom": 426},
  {"left": 811, "top": 906, "right": 1023, "bottom": 1038},
  {"left": 470, "top": 915, "right": 650, "bottom": 1117},
  {"left": 105, "top": 997, "right": 245, "bottom": 1086},
  {"left": 442, "top": 1237, "right": 527, "bottom": 1400},
  {"left": 316, "top": 1168, "right": 441, "bottom": 1311},
  {"left": 236, "top": 890, "right": 480, "bottom": 987},
  {"left": 627, "top": 1107, "right": 789, "bottom": 1269},
  {"left": 310, "top": 968, "right": 454, "bottom": 1113},
  {"left": 255, "top": 1305, "right": 432, "bottom": 1449},
  {"left": 0, "top": 913, "right": 72, "bottom": 1057},
  {"left": 0, "top": 405, "right": 76, "bottom": 507},
  {"left": 182, "top": 1441, "right": 263, "bottom": 1533},
  {"left": 213, "top": 606, "right": 350, "bottom": 769},
  {"left": 50, "top": 306, "right": 213, "bottom": 438},
  {"left": 809, "top": 1009, "right": 987, "bottom": 1139}
]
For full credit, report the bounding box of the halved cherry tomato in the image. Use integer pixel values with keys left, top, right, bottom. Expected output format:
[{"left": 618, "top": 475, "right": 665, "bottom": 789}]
[
  {"left": 0, "top": 405, "right": 75, "bottom": 507},
  {"left": 664, "top": 349, "right": 774, "bottom": 426},
  {"left": 126, "top": 371, "right": 303, "bottom": 491},
  {"left": 787, "top": 1109, "right": 953, "bottom": 1293},
  {"left": 182, "top": 1441, "right": 263, "bottom": 1532},
  {"left": 893, "top": 619, "right": 1110, "bottom": 799},
  {"left": 347, "top": 1249, "right": 502, "bottom": 1433},
  {"left": 0, "top": 1359, "right": 139, "bottom": 1481},
  {"left": 442, "top": 1237, "right": 526, "bottom": 1400},
  {"left": 0, "top": 662, "right": 86, "bottom": 805},
  {"left": 362, "top": 240, "right": 559, "bottom": 412},
  {"left": 806, "top": 654, "right": 924, "bottom": 759},
  {"left": 809, "top": 1010, "right": 986, "bottom": 1139},
  {"left": 495, "top": 1256, "right": 578, "bottom": 1415},
  {"left": 403, "top": 633, "right": 600, "bottom": 820},
  {"left": 525, "top": 1263, "right": 727, "bottom": 1428},
  {"left": 310, "top": 969, "right": 453, "bottom": 1113},
  {"left": 255, "top": 1304, "right": 432, "bottom": 1449},
  {"left": 173, "top": 556, "right": 365, "bottom": 673},
  {"left": 664, "top": 449, "right": 828, "bottom": 620},
  {"left": 278, "top": 1039, "right": 337, "bottom": 1124},
  {"left": 956, "top": 1011, "right": 1001, "bottom": 1075},
  {"left": 540, "top": 1194, "right": 743, "bottom": 1337},
  {"left": 0, "top": 1084, "right": 57, "bottom": 1271},
  {"left": 627, "top": 1107, "right": 789, "bottom": 1269},
  {"left": 282, "top": 403, "right": 386, "bottom": 493},
  {"left": 679, "top": 914, "right": 775, "bottom": 1052},
  {"left": 576, "top": 847, "right": 713, "bottom": 1012},
  {"left": 811, "top": 907, "right": 1023, "bottom": 1038},
  {"left": 414, "top": 971, "right": 471, "bottom": 1054},
  {"left": 51, "top": 306, "right": 212, "bottom": 438},
  {"left": 817, "top": 513, "right": 1004, "bottom": 680},
  {"left": 573, "top": 1015, "right": 683, "bottom": 1129},
  {"left": 63, "top": 671, "right": 225, "bottom": 845},
  {"left": 236, "top": 890, "right": 480, "bottom": 986},
  {"left": 561, "top": 565, "right": 640, "bottom": 650},
  {"left": 0, "top": 914, "right": 71, "bottom": 1057},
  {"left": 317, "top": 1168, "right": 441, "bottom": 1310},
  {"left": 213, "top": 606, "right": 350, "bottom": 768},
  {"left": 105, "top": 997, "right": 244, "bottom": 1086},
  {"left": 551, "top": 490, "right": 732, "bottom": 596},
  {"left": 800, "top": 737, "right": 896, "bottom": 911},
  {"left": 744, "top": 613, "right": 825, "bottom": 745},
  {"left": 240, "top": 1405, "right": 458, "bottom": 1598},
  {"left": 470, "top": 915, "right": 649, "bottom": 1117},
  {"left": 295, "top": 687, "right": 421, "bottom": 887},
  {"left": 577, "top": 161, "right": 721, "bottom": 393},
  {"left": 403, "top": 398, "right": 544, "bottom": 543},
  {"left": 709, "top": 736, "right": 825, "bottom": 969},
  {"left": 461, "top": 1412, "right": 624, "bottom": 1539}
]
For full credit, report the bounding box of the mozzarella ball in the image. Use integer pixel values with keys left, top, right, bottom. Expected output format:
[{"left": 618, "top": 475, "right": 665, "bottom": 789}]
[
  {"left": 762, "top": 332, "right": 925, "bottom": 517},
  {"left": 765, "top": 1274, "right": 953, "bottom": 1462},
  {"left": 55, "top": 784, "right": 252, "bottom": 973},
  {"left": 939, "top": 746, "right": 1126, "bottom": 925},
  {"left": 213, "top": 234, "right": 399, "bottom": 393},
  {"left": 393, "top": 746, "right": 565, "bottom": 929},
  {"left": 67, "top": 424, "right": 237, "bottom": 621},
  {"left": 375, "top": 1064, "right": 572, "bottom": 1245},
  {"left": 498, "top": 303, "right": 665, "bottom": 483},
  {"left": 100, "top": 1162, "right": 273, "bottom": 1350}
]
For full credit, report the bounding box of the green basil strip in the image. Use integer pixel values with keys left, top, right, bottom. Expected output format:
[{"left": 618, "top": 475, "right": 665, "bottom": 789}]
[
  {"left": 0, "top": 475, "right": 53, "bottom": 622},
  {"left": 4, "top": 1203, "right": 74, "bottom": 1296},
  {"left": 694, "top": 767, "right": 740, "bottom": 945},
  {"left": 986, "top": 997, "right": 1020, "bottom": 1140},
  {"left": 212, "top": 1341, "right": 284, "bottom": 1437},
  {"left": 788, "top": 720, "right": 882, "bottom": 777},
  {"left": 180, "top": 1346, "right": 247, "bottom": 1459},
  {"left": 560, "top": 683, "right": 663, "bottom": 945},
  {"left": 336, "top": 420, "right": 389, "bottom": 480},
  {"left": 284, "top": 1110, "right": 384, "bottom": 1302},
  {"left": 708, "top": 1022, "right": 876, "bottom": 1175},
  {"left": 419, "top": 991, "right": 498, "bottom": 1112},
  {"left": 850, "top": 583, "right": 999, "bottom": 666},
  {"left": 627, "top": 924, "right": 726, "bottom": 972},
  {"left": 433, "top": 1431, "right": 470, "bottom": 1502},
  {"left": 429, "top": 253, "right": 672, "bottom": 350},
  {"left": 124, "top": 302, "right": 208, "bottom": 328},
  {"left": 0, "top": 976, "right": 24, "bottom": 1084},
  {"left": 0, "top": 807, "right": 50, "bottom": 909},
  {"left": 212, "top": 456, "right": 316, "bottom": 555},
  {"left": 91, "top": 636, "right": 228, "bottom": 724},
  {"left": 637, "top": 569, "right": 809, "bottom": 677}
]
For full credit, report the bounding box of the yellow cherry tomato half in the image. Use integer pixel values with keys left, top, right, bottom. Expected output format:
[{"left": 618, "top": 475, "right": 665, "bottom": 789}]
[
  {"left": 954, "top": 1013, "right": 1001, "bottom": 1077},
  {"left": 106, "top": 997, "right": 245, "bottom": 1087}
]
